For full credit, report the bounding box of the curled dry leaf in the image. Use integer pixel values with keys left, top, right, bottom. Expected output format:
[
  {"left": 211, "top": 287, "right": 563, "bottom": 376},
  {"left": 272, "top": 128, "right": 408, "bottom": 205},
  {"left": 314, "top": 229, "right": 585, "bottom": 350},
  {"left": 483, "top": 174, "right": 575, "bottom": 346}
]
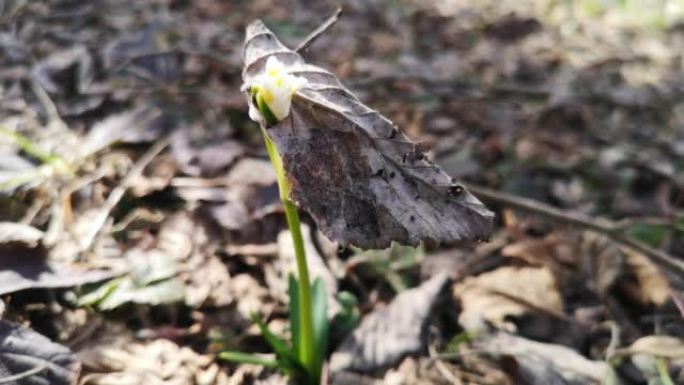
[
  {"left": 242, "top": 20, "right": 494, "bottom": 249},
  {"left": 77, "top": 249, "right": 184, "bottom": 310},
  {"left": 617, "top": 335, "right": 684, "bottom": 359},
  {"left": 329, "top": 273, "right": 449, "bottom": 372},
  {"left": 103, "top": 20, "right": 179, "bottom": 84},
  {"left": 503, "top": 230, "right": 671, "bottom": 306},
  {"left": 83, "top": 107, "right": 167, "bottom": 156},
  {"left": 171, "top": 130, "right": 245, "bottom": 177},
  {"left": 0, "top": 319, "right": 81, "bottom": 385},
  {"left": 474, "top": 332, "right": 609, "bottom": 385},
  {"left": 453, "top": 266, "right": 564, "bottom": 333},
  {"left": 0, "top": 235, "right": 123, "bottom": 296},
  {"left": 623, "top": 248, "right": 671, "bottom": 306}
]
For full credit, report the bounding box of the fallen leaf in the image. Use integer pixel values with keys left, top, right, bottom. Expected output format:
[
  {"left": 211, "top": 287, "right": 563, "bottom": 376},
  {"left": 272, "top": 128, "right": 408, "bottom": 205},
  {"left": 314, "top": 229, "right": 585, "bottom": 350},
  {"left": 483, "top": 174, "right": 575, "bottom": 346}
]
[
  {"left": 77, "top": 249, "right": 184, "bottom": 310},
  {"left": 329, "top": 273, "right": 449, "bottom": 372},
  {"left": 156, "top": 213, "right": 233, "bottom": 307},
  {"left": 82, "top": 107, "right": 168, "bottom": 156},
  {"left": 453, "top": 266, "right": 563, "bottom": 333},
  {"left": 30, "top": 45, "right": 104, "bottom": 116},
  {"left": 77, "top": 326, "right": 228, "bottom": 385},
  {"left": 0, "top": 222, "right": 44, "bottom": 246},
  {"left": 171, "top": 130, "right": 245, "bottom": 177},
  {"left": 502, "top": 231, "right": 626, "bottom": 297},
  {"left": 624, "top": 249, "right": 671, "bottom": 306},
  {"left": 0, "top": 319, "right": 81, "bottom": 385},
  {"left": 104, "top": 20, "right": 179, "bottom": 83},
  {"left": 618, "top": 335, "right": 684, "bottom": 359},
  {"left": 0, "top": 153, "right": 43, "bottom": 193},
  {"left": 243, "top": 21, "right": 493, "bottom": 249},
  {"left": 0, "top": 243, "right": 124, "bottom": 296},
  {"left": 503, "top": 228, "right": 673, "bottom": 308},
  {"left": 31, "top": 45, "right": 93, "bottom": 95},
  {"left": 473, "top": 332, "right": 609, "bottom": 385},
  {"left": 89, "top": 277, "right": 185, "bottom": 311},
  {"left": 225, "top": 158, "right": 277, "bottom": 187}
]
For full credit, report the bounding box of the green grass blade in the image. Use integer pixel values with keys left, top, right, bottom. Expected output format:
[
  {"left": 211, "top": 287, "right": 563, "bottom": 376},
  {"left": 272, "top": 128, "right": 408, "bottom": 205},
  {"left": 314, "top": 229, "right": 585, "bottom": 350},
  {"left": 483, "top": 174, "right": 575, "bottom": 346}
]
[
  {"left": 218, "top": 351, "right": 279, "bottom": 368},
  {"left": 77, "top": 277, "right": 124, "bottom": 308},
  {"left": 331, "top": 291, "right": 360, "bottom": 344},
  {"left": 252, "top": 314, "right": 298, "bottom": 367}
]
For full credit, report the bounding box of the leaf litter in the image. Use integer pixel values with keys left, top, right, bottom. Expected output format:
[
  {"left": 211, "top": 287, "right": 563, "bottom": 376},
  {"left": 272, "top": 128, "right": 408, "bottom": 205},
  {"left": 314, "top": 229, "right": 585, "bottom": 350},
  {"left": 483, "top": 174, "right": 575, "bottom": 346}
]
[
  {"left": 0, "top": 319, "right": 80, "bottom": 385},
  {"left": 1, "top": 0, "right": 684, "bottom": 384},
  {"left": 329, "top": 273, "right": 449, "bottom": 373}
]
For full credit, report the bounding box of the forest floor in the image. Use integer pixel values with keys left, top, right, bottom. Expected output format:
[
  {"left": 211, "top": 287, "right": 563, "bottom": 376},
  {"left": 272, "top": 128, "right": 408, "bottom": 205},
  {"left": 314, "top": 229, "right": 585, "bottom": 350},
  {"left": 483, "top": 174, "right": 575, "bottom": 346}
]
[{"left": 1, "top": 1, "right": 684, "bottom": 384}]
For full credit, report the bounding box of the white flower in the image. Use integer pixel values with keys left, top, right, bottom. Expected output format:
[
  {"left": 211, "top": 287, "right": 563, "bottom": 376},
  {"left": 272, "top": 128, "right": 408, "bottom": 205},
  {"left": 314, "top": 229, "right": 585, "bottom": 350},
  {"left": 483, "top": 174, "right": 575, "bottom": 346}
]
[{"left": 243, "top": 56, "right": 307, "bottom": 123}]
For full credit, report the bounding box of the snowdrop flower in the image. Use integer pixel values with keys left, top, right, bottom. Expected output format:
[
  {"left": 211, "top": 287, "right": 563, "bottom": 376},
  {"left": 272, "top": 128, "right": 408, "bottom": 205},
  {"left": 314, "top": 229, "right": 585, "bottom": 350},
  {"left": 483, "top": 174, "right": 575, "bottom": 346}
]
[{"left": 243, "top": 56, "right": 307, "bottom": 124}]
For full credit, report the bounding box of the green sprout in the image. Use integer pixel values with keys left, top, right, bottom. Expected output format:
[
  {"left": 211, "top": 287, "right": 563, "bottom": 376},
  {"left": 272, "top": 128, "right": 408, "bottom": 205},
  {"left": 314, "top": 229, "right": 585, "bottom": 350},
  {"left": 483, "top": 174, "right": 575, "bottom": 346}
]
[{"left": 220, "top": 83, "right": 330, "bottom": 385}]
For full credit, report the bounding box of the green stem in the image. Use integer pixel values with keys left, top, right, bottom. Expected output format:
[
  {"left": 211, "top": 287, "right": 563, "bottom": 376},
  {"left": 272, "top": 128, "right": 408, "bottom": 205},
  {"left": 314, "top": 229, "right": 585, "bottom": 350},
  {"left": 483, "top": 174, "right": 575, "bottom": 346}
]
[
  {"left": 655, "top": 357, "right": 675, "bottom": 385},
  {"left": 261, "top": 125, "right": 315, "bottom": 380},
  {"left": 0, "top": 125, "right": 73, "bottom": 175}
]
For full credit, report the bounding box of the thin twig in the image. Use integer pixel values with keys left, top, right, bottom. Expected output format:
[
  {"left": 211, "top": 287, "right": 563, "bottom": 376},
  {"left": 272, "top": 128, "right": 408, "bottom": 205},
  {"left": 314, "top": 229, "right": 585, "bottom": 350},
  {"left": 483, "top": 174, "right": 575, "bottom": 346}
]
[
  {"left": 465, "top": 184, "right": 684, "bottom": 279},
  {"left": 0, "top": 364, "right": 47, "bottom": 384},
  {"left": 78, "top": 136, "right": 171, "bottom": 252},
  {"left": 611, "top": 216, "right": 676, "bottom": 232},
  {"left": 295, "top": 7, "right": 342, "bottom": 53},
  {"left": 349, "top": 75, "right": 550, "bottom": 101},
  {"left": 486, "top": 288, "right": 581, "bottom": 325}
]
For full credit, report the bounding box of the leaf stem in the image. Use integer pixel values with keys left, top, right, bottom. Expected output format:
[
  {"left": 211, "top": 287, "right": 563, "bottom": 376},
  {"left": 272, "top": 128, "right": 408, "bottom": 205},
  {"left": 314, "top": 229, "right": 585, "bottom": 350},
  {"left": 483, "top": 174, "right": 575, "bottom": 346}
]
[{"left": 261, "top": 125, "right": 315, "bottom": 381}]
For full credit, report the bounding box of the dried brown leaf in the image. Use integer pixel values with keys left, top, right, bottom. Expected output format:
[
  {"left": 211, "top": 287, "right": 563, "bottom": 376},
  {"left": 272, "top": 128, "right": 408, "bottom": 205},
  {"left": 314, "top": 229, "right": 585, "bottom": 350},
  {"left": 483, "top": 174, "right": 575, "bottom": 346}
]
[
  {"left": 171, "top": 130, "right": 245, "bottom": 177},
  {"left": 453, "top": 266, "right": 563, "bottom": 332},
  {"left": 502, "top": 232, "right": 627, "bottom": 297},
  {"left": 242, "top": 21, "right": 493, "bottom": 249},
  {"left": 618, "top": 335, "right": 684, "bottom": 359},
  {"left": 329, "top": 273, "right": 449, "bottom": 372},
  {"left": 623, "top": 249, "right": 671, "bottom": 306},
  {"left": 474, "top": 332, "right": 609, "bottom": 385},
  {"left": 0, "top": 244, "right": 123, "bottom": 296},
  {"left": 0, "top": 319, "right": 81, "bottom": 385}
]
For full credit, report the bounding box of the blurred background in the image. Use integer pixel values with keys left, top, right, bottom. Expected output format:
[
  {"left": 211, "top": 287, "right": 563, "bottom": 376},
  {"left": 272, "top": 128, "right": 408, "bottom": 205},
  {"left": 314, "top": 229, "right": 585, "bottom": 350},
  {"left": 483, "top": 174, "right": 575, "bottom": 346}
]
[{"left": 1, "top": 1, "right": 683, "bottom": 384}]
